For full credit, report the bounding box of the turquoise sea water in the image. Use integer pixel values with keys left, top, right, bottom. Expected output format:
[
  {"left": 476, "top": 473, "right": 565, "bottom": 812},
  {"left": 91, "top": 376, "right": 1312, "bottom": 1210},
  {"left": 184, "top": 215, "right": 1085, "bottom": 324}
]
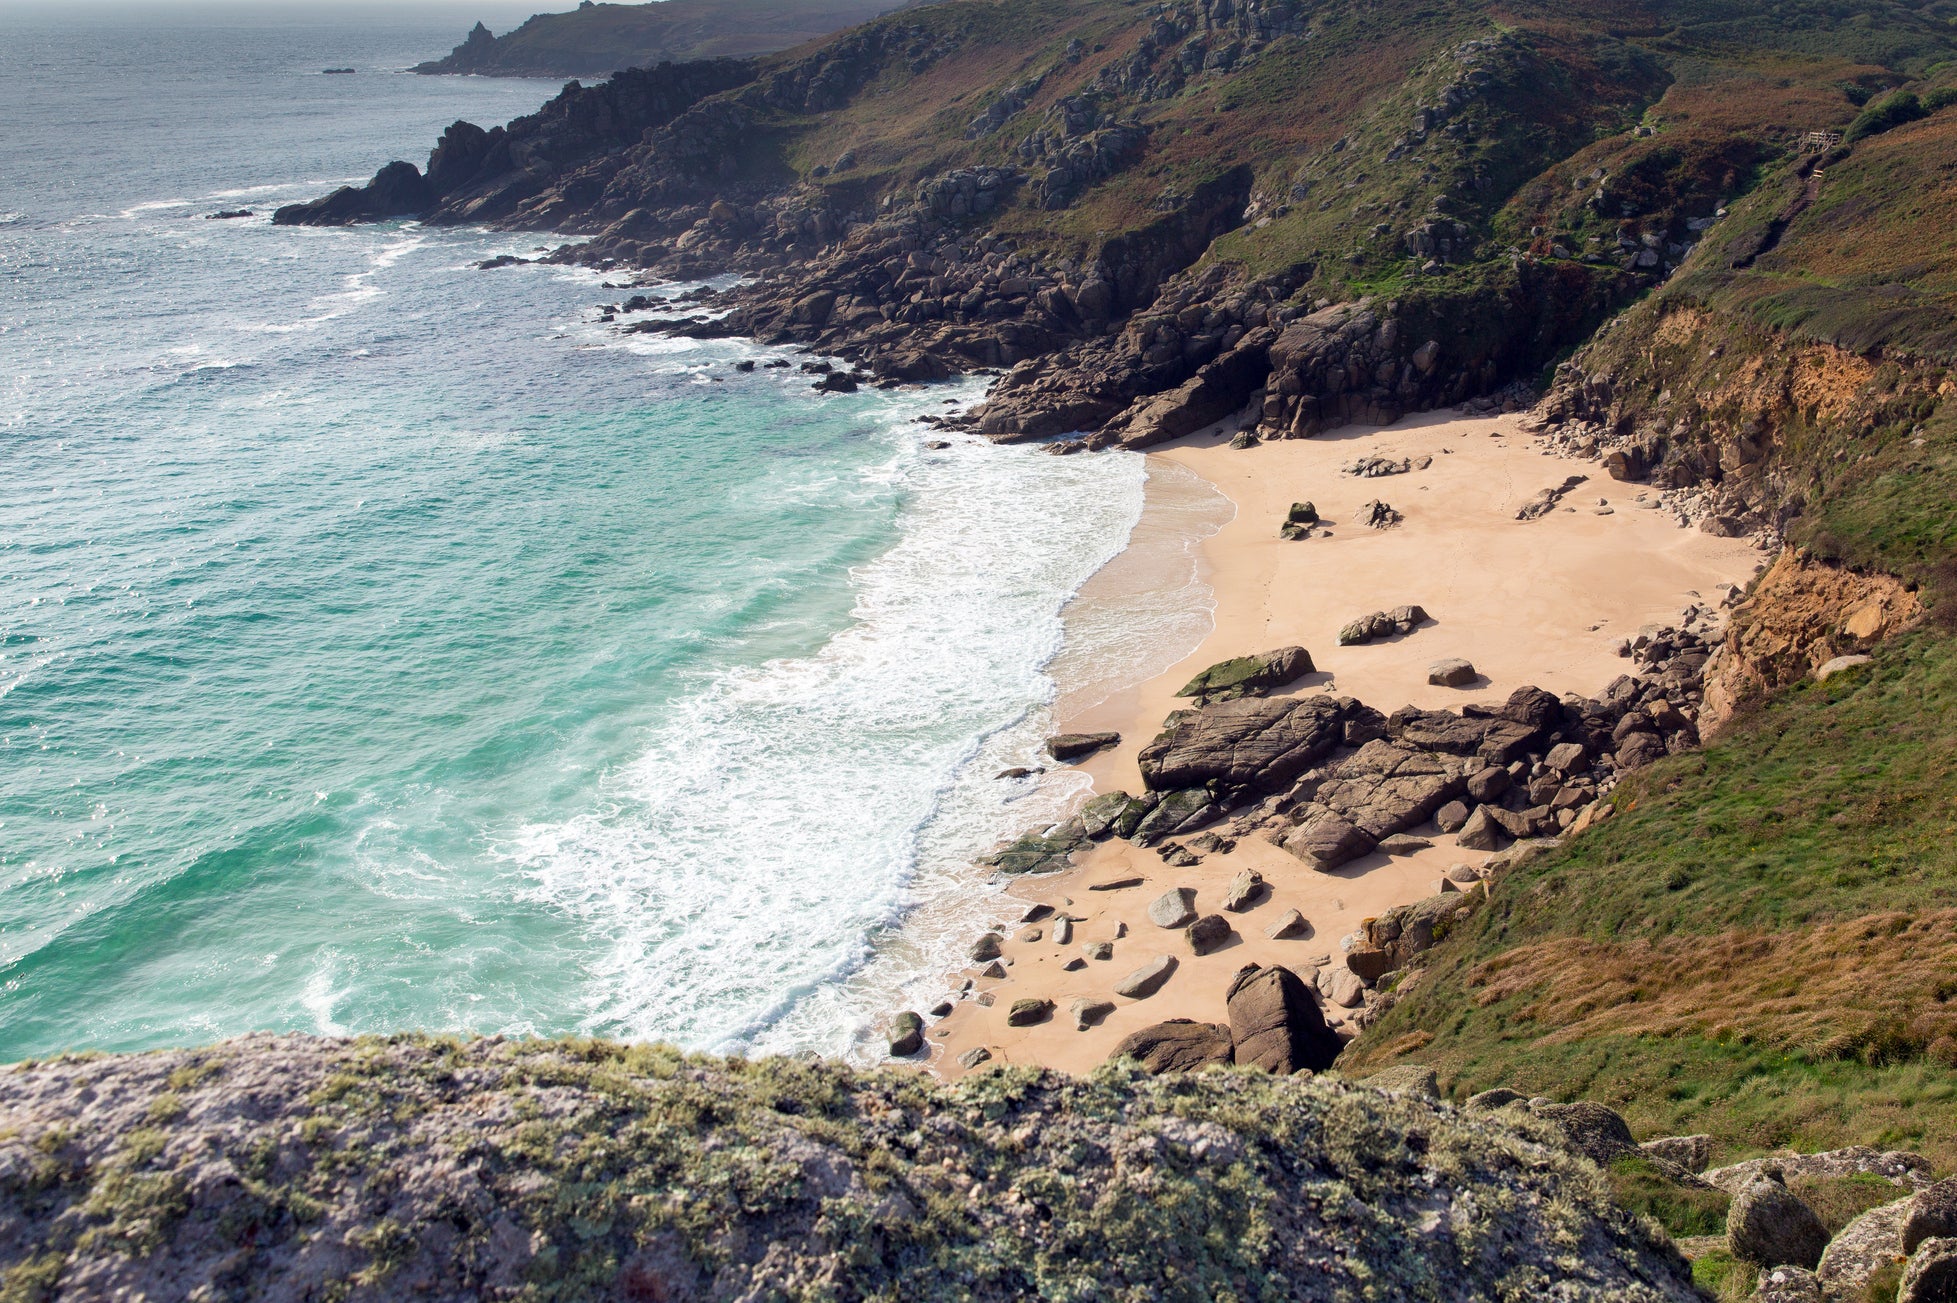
[{"left": 0, "top": 10, "right": 1158, "bottom": 1060}]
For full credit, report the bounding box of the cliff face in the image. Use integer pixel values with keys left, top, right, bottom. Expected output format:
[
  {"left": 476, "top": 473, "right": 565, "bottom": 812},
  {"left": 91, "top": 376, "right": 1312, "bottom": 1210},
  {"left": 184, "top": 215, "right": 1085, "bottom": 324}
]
[
  {"left": 0, "top": 1034, "right": 1701, "bottom": 1301},
  {"left": 278, "top": 0, "right": 1957, "bottom": 458},
  {"left": 1339, "top": 83, "right": 1957, "bottom": 1188},
  {"left": 412, "top": 0, "right": 902, "bottom": 80}
]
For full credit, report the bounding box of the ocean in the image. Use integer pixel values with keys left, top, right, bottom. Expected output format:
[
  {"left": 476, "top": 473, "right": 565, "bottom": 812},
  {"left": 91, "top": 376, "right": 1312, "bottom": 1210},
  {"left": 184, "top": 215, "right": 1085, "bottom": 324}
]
[{"left": 0, "top": 6, "right": 1221, "bottom": 1061}]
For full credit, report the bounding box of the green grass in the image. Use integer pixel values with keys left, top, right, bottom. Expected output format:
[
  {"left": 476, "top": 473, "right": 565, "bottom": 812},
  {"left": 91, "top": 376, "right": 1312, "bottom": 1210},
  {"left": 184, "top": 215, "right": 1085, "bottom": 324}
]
[
  {"left": 1607, "top": 1155, "right": 1730, "bottom": 1237},
  {"left": 1690, "top": 1249, "right": 1757, "bottom": 1302}
]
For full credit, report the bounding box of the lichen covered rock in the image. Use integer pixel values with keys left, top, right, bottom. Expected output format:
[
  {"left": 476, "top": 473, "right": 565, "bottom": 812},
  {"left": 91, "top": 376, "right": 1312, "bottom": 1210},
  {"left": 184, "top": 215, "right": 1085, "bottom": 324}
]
[{"left": 0, "top": 1033, "right": 1705, "bottom": 1300}]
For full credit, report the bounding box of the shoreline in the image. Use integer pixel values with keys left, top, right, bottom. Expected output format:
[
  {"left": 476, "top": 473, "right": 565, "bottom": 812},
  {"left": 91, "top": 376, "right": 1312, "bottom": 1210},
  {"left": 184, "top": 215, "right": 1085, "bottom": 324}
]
[{"left": 921, "top": 406, "right": 1767, "bottom": 1078}]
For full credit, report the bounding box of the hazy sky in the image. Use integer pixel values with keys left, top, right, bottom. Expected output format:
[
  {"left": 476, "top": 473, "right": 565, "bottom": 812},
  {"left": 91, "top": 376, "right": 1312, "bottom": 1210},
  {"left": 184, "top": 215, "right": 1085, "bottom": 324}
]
[{"left": 0, "top": 0, "right": 555, "bottom": 21}]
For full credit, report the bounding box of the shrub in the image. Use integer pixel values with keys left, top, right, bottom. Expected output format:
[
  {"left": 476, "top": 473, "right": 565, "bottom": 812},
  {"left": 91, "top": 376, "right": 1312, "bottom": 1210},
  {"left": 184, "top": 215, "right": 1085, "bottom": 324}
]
[{"left": 1846, "top": 91, "right": 1927, "bottom": 142}]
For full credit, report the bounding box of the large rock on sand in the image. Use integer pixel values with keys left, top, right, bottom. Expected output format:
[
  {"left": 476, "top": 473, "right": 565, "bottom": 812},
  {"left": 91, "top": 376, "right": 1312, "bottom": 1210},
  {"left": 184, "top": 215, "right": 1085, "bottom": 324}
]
[
  {"left": 1176, "top": 647, "right": 1315, "bottom": 704},
  {"left": 1007, "top": 998, "right": 1055, "bottom": 1027},
  {"left": 1186, "top": 914, "right": 1233, "bottom": 955},
  {"left": 1148, "top": 888, "right": 1198, "bottom": 929},
  {"left": 1115, "top": 954, "right": 1177, "bottom": 998},
  {"left": 1109, "top": 1019, "right": 1234, "bottom": 1072},
  {"left": 1139, "top": 695, "right": 1348, "bottom": 794},
  {"left": 1338, "top": 606, "right": 1430, "bottom": 646},
  {"left": 1281, "top": 811, "right": 1377, "bottom": 871},
  {"left": 1046, "top": 731, "right": 1120, "bottom": 760},
  {"left": 1226, "top": 964, "right": 1342, "bottom": 1073}
]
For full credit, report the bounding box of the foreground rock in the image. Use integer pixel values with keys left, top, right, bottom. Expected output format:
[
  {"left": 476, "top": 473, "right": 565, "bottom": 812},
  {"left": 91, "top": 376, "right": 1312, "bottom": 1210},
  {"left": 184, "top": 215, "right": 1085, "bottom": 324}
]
[
  {"left": 1729, "top": 1171, "right": 1831, "bottom": 1269},
  {"left": 0, "top": 1034, "right": 1703, "bottom": 1300}
]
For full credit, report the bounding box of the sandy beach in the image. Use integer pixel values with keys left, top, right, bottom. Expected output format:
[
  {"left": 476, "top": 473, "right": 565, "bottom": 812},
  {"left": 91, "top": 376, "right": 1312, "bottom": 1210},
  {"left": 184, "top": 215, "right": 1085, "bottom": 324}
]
[{"left": 928, "top": 407, "right": 1765, "bottom": 1077}]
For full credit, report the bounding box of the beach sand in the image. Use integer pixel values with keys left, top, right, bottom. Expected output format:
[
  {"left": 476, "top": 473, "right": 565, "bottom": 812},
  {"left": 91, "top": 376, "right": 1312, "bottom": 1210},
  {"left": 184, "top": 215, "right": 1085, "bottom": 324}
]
[{"left": 927, "top": 408, "right": 1765, "bottom": 1077}]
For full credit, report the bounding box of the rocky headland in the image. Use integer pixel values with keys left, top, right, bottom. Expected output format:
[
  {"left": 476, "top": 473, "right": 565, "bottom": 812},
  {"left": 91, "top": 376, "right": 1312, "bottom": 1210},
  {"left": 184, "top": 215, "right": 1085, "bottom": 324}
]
[{"left": 413, "top": 0, "right": 901, "bottom": 80}]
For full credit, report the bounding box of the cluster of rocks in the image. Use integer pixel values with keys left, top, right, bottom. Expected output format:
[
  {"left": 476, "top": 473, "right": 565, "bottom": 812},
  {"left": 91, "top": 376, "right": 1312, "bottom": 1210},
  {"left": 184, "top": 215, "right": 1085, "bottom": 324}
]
[
  {"left": 1359, "top": 1077, "right": 1957, "bottom": 1301},
  {"left": 1515, "top": 471, "right": 1589, "bottom": 519},
  {"left": 1710, "top": 1149, "right": 1956, "bottom": 1301},
  {"left": 1338, "top": 604, "right": 1431, "bottom": 645},
  {"left": 1110, "top": 962, "right": 1342, "bottom": 1073},
  {"left": 1091, "top": 0, "right": 1310, "bottom": 105},
  {"left": 1343, "top": 453, "right": 1423, "bottom": 477},
  {"left": 1355, "top": 498, "right": 1402, "bottom": 528},
  {"left": 985, "top": 627, "right": 1713, "bottom": 892},
  {"left": 955, "top": 622, "right": 1718, "bottom": 1062}
]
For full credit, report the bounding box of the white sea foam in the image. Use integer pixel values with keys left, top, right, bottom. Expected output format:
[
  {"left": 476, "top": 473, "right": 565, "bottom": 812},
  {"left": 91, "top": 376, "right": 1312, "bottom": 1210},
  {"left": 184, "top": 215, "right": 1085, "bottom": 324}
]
[{"left": 499, "top": 405, "right": 1149, "bottom": 1055}]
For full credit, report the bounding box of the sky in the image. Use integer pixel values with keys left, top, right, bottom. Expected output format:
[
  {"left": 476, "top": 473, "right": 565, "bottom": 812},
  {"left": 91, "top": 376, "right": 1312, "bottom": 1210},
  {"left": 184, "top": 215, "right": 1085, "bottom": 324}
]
[{"left": 0, "top": 0, "right": 556, "bottom": 21}]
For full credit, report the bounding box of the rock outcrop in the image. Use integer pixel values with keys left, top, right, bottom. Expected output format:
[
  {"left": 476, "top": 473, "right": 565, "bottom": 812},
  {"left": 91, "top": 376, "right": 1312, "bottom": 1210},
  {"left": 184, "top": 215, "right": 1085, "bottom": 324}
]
[
  {"left": 1137, "top": 694, "right": 1349, "bottom": 793},
  {"left": 412, "top": 0, "right": 894, "bottom": 79},
  {"left": 0, "top": 1033, "right": 1705, "bottom": 1301}
]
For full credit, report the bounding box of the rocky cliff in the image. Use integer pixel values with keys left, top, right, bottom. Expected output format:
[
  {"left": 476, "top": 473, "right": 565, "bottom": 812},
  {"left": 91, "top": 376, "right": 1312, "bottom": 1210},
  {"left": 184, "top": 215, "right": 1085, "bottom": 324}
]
[
  {"left": 278, "top": 0, "right": 1957, "bottom": 459},
  {"left": 413, "top": 0, "right": 902, "bottom": 80},
  {"left": 0, "top": 1034, "right": 1701, "bottom": 1301}
]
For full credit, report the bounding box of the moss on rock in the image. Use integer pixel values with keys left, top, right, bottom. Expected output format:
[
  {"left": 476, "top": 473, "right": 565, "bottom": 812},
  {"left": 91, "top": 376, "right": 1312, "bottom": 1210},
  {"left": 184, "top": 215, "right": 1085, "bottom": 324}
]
[{"left": 0, "top": 1033, "right": 1703, "bottom": 1300}]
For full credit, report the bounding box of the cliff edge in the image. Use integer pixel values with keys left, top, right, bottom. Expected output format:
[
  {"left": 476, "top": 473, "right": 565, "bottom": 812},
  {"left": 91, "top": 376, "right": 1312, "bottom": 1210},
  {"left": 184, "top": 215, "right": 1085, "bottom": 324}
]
[{"left": 0, "top": 1033, "right": 1699, "bottom": 1301}]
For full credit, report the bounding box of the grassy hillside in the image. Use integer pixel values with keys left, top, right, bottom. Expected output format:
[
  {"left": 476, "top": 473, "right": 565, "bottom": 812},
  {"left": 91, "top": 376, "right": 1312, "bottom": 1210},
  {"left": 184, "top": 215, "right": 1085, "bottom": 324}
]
[{"left": 1344, "top": 91, "right": 1957, "bottom": 1180}]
